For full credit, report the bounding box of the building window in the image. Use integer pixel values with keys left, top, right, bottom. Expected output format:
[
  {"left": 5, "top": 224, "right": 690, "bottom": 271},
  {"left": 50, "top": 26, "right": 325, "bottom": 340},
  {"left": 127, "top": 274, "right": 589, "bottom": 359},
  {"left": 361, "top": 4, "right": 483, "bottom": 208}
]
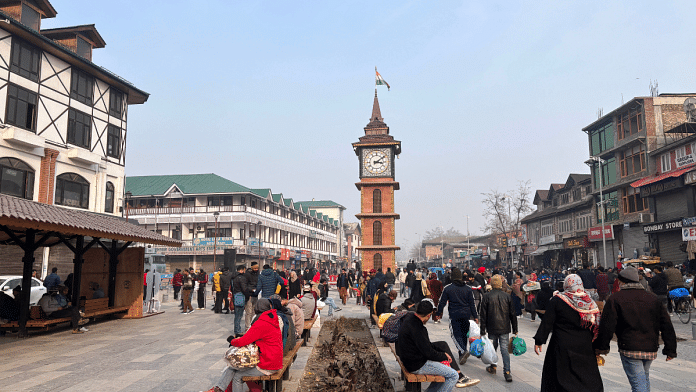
[
  {"left": 109, "top": 88, "right": 123, "bottom": 117},
  {"left": 107, "top": 125, "right": 121, "bottom": 158},
  {"left": 559, "top": 218, "right": 572, "bottom": 233},
  {"left": 207, "top": 196, "right": 221, "bottom": 206},
  {"left": 55, "top": 173, "right": 90, "bottom": 209},
  {"left": 597, "top": 191, "right": 619, "bottom": 222},
  {"left": 104, "top": 181, "right": 114, "bottom": 213},
  {"left": 572, "top": 188, "right": 580, "bottom": 202},
  {"left": 660, "top": 153, "right": 671, "bottom": 173},
  {"left": 20, "top": 4, "right": 40, "bottom": 30},
  {"left": 560, "top": 193, "right": 569, "bottom": 205},
  {"left": 541, "top": 220, "right": 553, "bottom": 237},
  {"left": 374, "top": 253, "right": 382, "bottom": 270},
  {"left": 590, "top": 122, "right": 614, "bottom": 156},
  {"left": 206, "top": 228, "right": 232, "bottom": 237},
  {"left": 622, "top": 187, "right": 647, "bottom": 214},
  {"left": 241, "top": 196, "right": 246, "bottom": 205},
  {"left": 6, "top": 84, "right": 37, "bottom": 131},
  {"left": 619, "top": 144, "right": 645, "bottom": 177},
  {"left": 171, "top": 226, "right": 182, "bottom": 240},
  {"left": 71, "top": 69, "right": 93, "bottom": 105},
  {"left": 373, "top": 189, "right": 382, "bottom": 213},
  {"left": 10, "top": 38, "right": 40, "bottom": 82},
  {"left": 67, "top": 109, "right": 92, "bottom": 149},
  {"left": 0, "top": 157, "right": 34, "bottom": 199},
  {"left": 576, "top": 214, "right": 591, "bottom": 231},
  {"left": 617, "top": 108, "right": 643, "bottom": 140},
  {"left": 593, "top": 157, "right": 616, "bottom": 187},
  {"left": 373, "top": 221, "right": 382, "bottom": 245}
]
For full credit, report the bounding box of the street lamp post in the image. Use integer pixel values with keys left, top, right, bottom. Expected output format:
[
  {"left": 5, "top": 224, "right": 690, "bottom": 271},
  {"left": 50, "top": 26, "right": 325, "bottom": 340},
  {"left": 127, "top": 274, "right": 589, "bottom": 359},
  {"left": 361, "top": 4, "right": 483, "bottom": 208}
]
[
  {"left": 466, "top": 215, "right": 470, "bottom": 268},
  {"left": 585, "top": 156, "right": 608, "bottom": 268},
  {"left": 213, "top": 212, "right": 220, "bottom": 271}
]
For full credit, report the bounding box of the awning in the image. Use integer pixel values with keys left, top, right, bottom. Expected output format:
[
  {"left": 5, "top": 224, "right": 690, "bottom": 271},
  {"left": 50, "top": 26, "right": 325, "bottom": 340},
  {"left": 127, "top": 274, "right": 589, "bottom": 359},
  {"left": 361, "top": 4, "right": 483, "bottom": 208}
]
[
  {"left": 530, "top": 246, "right": 548, "bottom": 256},
  {"left": 631, "top": 165, "right": 696, "bottom": 188}
]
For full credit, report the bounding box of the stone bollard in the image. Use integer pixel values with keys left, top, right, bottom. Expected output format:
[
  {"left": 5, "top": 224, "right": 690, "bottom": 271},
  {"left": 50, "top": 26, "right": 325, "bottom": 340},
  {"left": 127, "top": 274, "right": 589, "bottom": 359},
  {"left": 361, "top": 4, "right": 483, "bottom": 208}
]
[{"left": 692, "top": 321, "right": 696, "bottom": 340}]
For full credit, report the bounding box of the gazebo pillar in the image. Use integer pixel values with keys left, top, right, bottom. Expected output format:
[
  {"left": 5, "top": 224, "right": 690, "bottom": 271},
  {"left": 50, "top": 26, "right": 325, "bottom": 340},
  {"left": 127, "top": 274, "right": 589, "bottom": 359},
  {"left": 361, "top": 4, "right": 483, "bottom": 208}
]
[
  {"left": 98, "top": 240, "right": 132, "bottom": 308},
  {"left": 18, "top": 230, "right": 36, "bottom": 338}
]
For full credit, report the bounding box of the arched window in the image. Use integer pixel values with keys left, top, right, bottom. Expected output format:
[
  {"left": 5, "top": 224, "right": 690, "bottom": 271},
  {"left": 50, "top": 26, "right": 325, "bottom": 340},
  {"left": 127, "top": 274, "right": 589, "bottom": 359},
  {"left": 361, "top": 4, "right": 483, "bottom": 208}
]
[
  {"left": 374, "top": 253, "right": 382, "bottom": 271},
  {"left": 0, "top": 157, "right": 34, "bottom": 200},
  {"left": 373, "top": 221, "right": 382, "bottom": 245},
  {"left": 55, "top": 173, "right": 89, "bottom": 209},
  {"left": 373, "top": 189, "right": 382, "bottom": 213},
  {"left": 104, "top": 181, "right": 114, "bottom": 213}
]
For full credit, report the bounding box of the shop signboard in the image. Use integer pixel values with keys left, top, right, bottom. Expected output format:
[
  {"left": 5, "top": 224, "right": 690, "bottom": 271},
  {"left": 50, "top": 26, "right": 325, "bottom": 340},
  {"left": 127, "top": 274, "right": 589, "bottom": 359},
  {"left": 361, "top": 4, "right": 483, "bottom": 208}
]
[
  {"left": 676, "top": 151, "right": 696, "bottom": 169},
  {"left": 642, "top": 219, "right": 683, "bottom": 234},
  {"left": 564, "top": 238, "right": 583, "bottom": 249},
  {"left": 684, "top": 171, "right": 696, "bottom": 185},
  {"left": 193, "top": 237, "right": 235, "bottom": 246},
  {"left": 588, "top": 225, "right": 614, "bottom": 241},
  {"left": 682, "top": 226, "right": 696, "bottom": 241},
  {"left": 539, "top": 235, "right": 556, "bottom": 246},
  {"left": 683, "top": 216, "right": 696, "bottom": 228},
  {"left": 640, "top": 177, "right": 682, "bottom": 197}
]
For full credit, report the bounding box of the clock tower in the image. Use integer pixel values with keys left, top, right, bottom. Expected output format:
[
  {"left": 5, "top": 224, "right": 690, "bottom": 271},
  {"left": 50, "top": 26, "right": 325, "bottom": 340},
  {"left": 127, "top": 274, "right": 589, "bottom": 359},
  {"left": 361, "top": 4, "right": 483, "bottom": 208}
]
[{"left": 353, "top": 90, "right": 401, "bottom": 272}]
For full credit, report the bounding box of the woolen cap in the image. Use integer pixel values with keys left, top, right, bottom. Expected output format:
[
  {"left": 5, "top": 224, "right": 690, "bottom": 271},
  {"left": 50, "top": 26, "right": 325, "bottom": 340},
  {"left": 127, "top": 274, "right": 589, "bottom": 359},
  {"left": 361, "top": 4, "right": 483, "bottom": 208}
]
[
  {"left": 619, "top": 266, "right": 640, "bottom": 283},
  {"left": 478, "top": 267, "right": 486, "bottom": 273},
  {"left": 491, "top": 275, "right": 503, "bottom": 289}
]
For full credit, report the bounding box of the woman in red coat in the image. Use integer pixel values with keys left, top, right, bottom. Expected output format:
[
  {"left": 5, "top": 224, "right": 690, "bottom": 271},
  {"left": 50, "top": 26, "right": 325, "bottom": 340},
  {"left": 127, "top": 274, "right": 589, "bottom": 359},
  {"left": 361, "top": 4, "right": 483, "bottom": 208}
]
[
  {"left": 427, "top": 273, "right": 444, "bottom": 323},
  {"left": 204, "top": 299, "right": 283, "bottom": 392}
]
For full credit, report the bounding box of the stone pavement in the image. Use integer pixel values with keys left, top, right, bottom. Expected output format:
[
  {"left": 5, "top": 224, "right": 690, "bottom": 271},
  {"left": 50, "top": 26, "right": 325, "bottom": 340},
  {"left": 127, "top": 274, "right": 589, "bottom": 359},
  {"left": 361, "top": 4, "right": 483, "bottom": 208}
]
[{"left": 0, "top": 287, "right": 694, "bottom": 391}]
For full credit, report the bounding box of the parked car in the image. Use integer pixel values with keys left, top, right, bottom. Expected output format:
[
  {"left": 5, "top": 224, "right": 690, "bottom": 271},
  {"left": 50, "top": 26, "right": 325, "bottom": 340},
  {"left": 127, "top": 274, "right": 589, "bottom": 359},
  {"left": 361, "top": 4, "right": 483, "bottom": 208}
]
[{"left": 0, "top": 276, "right": 47, "bottom": 305}]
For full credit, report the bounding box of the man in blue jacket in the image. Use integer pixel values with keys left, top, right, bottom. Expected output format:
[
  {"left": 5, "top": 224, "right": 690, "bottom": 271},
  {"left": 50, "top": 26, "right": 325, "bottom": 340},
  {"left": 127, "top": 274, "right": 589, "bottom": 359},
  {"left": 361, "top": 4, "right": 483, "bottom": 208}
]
[
  {"left": 436, "top": 267, "right": 478, "bottom": 365},
  {"left": 256, "top": 265, "right": 284, "bottom": 299}
]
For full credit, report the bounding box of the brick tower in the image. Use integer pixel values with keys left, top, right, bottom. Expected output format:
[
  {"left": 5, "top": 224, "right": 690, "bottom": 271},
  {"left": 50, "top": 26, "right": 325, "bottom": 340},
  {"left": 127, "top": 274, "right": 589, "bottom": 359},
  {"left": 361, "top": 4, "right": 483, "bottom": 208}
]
[{"left": 353, "top": 90, "right": 401, "bottom": 272}]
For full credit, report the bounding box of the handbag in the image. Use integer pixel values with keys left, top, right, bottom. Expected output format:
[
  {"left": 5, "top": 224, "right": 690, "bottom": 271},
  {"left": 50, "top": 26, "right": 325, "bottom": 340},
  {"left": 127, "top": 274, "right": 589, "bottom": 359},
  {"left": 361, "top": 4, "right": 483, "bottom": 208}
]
[
  {"left": 234, "top": 292, "right": 246, "bottom": 307},
  {"left": 224, "top": 343, "right": 260, "bottom": 369}
]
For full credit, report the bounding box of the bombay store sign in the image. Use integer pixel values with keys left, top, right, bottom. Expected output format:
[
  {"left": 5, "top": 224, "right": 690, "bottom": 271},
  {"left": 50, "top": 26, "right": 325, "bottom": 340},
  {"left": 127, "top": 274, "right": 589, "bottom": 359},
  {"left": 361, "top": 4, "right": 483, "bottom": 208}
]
[{"left": 642, "top": 219, "right": 682, "bottom": 234}]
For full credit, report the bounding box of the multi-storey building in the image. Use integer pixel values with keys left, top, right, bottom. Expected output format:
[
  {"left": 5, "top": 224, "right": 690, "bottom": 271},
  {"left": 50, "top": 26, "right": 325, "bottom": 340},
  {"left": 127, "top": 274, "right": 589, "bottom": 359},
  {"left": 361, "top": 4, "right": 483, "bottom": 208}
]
[
  {"left": 630, "top": 113, "right": 696, "bottom": 264},
  {"left": 125, "top": 173, "right": 341, "bottom": 272},
  {"left": 0, "top": 1, "right": 148, "bottom": 274},
  {"left": 521, "top": 174, "right": 593, "bottom": 268},
  {"left": 582, "top": 94, "right": 696, "bottom": 266},
  {"left": 343, "top": 222, "right": 361, "bottom": 266}
]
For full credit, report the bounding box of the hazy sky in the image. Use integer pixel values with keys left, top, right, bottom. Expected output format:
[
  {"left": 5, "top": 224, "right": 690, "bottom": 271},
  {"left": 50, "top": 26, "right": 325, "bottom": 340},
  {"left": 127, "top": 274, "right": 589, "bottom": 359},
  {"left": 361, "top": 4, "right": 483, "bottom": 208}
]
[{"left": 44, "top": 0, "right": 696, "bottom": 258}]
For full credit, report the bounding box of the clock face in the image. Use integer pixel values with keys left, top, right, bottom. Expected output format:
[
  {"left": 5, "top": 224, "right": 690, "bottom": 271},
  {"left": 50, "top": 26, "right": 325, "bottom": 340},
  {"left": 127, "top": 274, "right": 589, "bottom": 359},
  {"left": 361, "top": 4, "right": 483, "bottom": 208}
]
[{"left": 362, "top": 149, "right": 391, "bottom": 177}]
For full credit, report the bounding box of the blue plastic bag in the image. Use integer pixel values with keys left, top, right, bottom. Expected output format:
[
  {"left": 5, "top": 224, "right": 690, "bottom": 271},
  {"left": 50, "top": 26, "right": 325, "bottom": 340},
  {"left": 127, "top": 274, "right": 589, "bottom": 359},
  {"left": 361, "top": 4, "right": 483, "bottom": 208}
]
[
  {"left": 669, "top": 288, "right": 689, "bottom": 299},
  {"left": 469, "top": 338, "right": 484, "bottom": 358}
]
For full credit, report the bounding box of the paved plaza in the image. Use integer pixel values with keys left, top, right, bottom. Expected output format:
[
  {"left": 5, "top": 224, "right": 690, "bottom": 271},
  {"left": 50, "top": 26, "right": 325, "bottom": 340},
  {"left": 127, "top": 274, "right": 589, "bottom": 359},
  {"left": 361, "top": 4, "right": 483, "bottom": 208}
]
[{"left": 0, "top": 287, "right": 695, "bottom": 391}]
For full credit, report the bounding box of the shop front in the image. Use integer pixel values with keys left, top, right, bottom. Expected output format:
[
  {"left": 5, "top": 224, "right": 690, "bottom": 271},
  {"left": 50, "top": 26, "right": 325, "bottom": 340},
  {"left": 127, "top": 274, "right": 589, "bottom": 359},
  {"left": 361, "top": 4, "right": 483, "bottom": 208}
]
[
  {"left": 563, "top": 237, "right": 589, "bottom": 268},
  {"left": 588, "top": 224, "right": 618, "bottom": 268},
  {"left": 643, "top": 219, "right": 686, "bottom": 264}
]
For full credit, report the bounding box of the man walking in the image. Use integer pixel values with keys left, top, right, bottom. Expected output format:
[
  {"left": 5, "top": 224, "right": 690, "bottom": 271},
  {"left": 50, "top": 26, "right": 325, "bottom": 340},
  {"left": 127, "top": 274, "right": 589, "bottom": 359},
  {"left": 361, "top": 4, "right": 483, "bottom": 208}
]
[
  {"left": 244, "top": 262, "right": 260, "bottom": 330},
  {"left": 405, "top": 270, "right": 415, "bottom": 299},
  {"left": 397, "top": 300, "right": 480, "bottom": 390},
  {"left": 256, "top": 264, "right": 284, "bottom": 299},
  {"left": 398, "top": 268, "right": 407, "bottom": 297},
  {"left": 595, "top": 266, "right": 677, "bottom": 392},
  {"left": 337, "top": 268, "right": 349, "bottom": 305},
  {"left": 479, "top": 275, "right": 518, "bottom": 382},
  {"left": 436, "top": 267, "right": 478, "bottom": 365},
  {"left": 220, "top": 267, "right": 233, "bottom": 313},
  {"left": 172, "top": 269, "right": 183, "bottom": 300},
  {"left": 232, "top": 265, "right": 248, "bottom": 337},
  {"left": 181, "top": 269, "right": 194, "bottom": 314},
  {"left": 384, "top": 267, "right": 396, "bottom": 294}
]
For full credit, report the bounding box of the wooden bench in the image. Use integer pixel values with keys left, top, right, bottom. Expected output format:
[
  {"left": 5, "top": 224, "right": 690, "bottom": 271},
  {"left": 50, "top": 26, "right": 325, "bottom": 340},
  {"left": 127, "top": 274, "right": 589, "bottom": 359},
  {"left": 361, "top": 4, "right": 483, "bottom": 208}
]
[
  {"left": 300, "top": 315, "right": 317, "bottom": 346},
  {"left": 0, "top": 298, "right": 129, "bottom": 332},
  {"left": 81, "top": 298, "right": 130, "bottom": 319},
  {"left": 388, "top": 343, "right": 445, "bottom": 392},
  {"left": 241, "top": 340, "right": 303, "bottom": 392}
]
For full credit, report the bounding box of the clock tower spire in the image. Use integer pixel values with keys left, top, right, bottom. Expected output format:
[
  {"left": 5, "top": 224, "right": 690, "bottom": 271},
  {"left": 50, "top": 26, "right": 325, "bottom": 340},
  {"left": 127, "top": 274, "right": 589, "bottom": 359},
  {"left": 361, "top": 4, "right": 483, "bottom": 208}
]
[{"left": 353, "top": 90, "right": 401, "bottom": 273}]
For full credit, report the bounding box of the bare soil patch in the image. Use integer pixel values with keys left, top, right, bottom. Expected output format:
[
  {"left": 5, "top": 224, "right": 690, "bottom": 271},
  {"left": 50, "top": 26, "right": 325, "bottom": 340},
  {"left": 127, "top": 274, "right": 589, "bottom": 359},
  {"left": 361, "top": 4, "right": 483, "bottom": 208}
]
[{"left": 299, "top": 317, "right": 394, "bottom": 392}]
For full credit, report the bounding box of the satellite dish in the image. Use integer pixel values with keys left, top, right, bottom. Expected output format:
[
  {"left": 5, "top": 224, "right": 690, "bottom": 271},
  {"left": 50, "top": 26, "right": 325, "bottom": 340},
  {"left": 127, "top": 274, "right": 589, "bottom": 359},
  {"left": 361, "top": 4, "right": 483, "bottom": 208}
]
[{"left": 683, "top": 98, "right": 696, "bottom": 122}]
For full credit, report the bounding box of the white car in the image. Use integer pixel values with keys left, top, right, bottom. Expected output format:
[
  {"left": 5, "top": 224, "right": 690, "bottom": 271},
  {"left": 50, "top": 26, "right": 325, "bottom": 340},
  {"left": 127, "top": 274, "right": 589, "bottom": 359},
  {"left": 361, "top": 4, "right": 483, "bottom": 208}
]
[{"left": 0, "top": 276, "right": 47, "bottom": 305}]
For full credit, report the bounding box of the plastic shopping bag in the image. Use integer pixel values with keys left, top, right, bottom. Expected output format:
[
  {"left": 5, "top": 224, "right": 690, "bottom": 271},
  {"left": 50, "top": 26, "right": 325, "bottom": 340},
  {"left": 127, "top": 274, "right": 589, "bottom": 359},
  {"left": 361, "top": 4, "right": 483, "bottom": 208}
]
[
  {"left": 469, "top": 338, "right": 484, "bottom": 358},
  {"left": 480, "top": 336, "right": 498, "bottom": 365},
  {"left": 511, "top": 336, "right": 527, "bottom": 356},
  {"left": 224, "top": 343, "right": 260, "bottom": 370},
  {"left": 467, "top": 320, "right": 480, "bottom": 343}
]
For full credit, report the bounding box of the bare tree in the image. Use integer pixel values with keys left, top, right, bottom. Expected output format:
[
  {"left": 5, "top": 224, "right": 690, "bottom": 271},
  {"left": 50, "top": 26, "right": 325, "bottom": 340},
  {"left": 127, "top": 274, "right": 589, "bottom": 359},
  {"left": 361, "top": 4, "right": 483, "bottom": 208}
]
[
  {"left": 423, "top": 227, "right": 464, "bottom": 240},
  {"left": 481, "top": 181, "right": 533, "bottom": 262}
]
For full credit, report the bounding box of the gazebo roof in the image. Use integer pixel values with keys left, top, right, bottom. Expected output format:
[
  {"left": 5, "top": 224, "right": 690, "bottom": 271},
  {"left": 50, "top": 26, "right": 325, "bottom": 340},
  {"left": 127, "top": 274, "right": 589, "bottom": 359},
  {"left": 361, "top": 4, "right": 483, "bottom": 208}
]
[{"left": 0, "top": 194, "right": 180, "bottom": 246}]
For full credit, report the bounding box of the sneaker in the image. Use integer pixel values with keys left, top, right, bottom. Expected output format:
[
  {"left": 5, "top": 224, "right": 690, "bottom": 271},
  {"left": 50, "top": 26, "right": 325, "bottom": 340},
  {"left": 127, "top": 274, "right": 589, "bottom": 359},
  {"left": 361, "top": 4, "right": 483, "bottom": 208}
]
[
  {"left": 336, "top": 308, "right": 342, "bottom": 312},
  {"left": 434, "top": 320, "right": 441, "bottom": 324},
  {"left": 456, "top": 376, "right": 480, "bottom": 388},
  {"left": 504, "top": 371, "right": 512, "bottom": 382},
  {"left": 459, "top": 351, "right": 470, "bottom": 365},
  {"left": 188, "top": 310, "right": 195, "bottom": 314},
  {"left": 79, "top": 327, "right": 89, "bottom": 332},
  {"left": 486, "top": 365, "right": 496, "bottom": 374},
  {"left": 78, "top": 318, "right": 89, "bottom": 326},
  {"left": 72, "top": 329, "right": 84, "bottom": 334}
]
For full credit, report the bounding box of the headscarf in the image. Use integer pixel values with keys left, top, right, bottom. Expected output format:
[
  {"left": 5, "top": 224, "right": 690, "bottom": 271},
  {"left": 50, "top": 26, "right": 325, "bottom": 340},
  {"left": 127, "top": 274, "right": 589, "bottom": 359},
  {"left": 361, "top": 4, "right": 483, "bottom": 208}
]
[
  {"left": 529, "top": 273, "right": 538, "bottom": 282},
  {"left": 377, "top": 280, "right": 389, "bottom": 294},
  {"left": 415, "top": 271, "right": 422, "bottom": 280},
  {"left": 250, "top": 298, "right": 274, "bottom": 327},
  {"left": 554, "top": 274, "right": 600, "bottom": 340},
  {"left": 290, "top": 271, "right": 298, "bottom": 283},
  {"left": 428, "top": 272, "right": 437, "bottom": 280}
]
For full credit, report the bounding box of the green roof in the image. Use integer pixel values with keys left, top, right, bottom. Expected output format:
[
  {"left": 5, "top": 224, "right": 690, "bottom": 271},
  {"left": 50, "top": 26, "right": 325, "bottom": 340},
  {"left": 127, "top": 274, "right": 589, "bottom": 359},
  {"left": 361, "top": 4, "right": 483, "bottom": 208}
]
[
  {"left": 125, "top": 174, "right": 250, "bottom": 196},
  {"left": 251, "top": 189, "right": 272, "bottom": 198},
  {"left": 296, "top": 200, "right": 345, "bottom": 209},
  {"left": 283, "top": 199, "right": 294, "bottom": 207},
  {"left": 272, "top": 193, "right": 283, "bottom": 203}
]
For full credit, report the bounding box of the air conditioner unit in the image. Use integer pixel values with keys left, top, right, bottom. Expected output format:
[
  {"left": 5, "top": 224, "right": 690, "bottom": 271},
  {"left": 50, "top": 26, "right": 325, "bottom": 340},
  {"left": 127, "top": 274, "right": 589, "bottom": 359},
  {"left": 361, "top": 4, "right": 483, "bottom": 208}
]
[{"left": 639, "top": 213, "right": 654, "bottom": 223}]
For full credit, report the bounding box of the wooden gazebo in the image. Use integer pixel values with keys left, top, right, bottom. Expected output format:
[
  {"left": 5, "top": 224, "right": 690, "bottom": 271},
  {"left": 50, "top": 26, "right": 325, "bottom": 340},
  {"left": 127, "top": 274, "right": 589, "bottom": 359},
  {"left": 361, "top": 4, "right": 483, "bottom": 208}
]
[{"left": 0, "top": 194, "right": 180, "bottom": 337}]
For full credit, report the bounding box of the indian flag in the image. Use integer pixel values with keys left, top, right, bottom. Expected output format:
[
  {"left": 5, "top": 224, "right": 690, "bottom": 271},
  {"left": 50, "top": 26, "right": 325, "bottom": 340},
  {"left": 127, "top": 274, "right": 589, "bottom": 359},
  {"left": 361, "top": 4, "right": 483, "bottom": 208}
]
[{"left": 375, "top": 67, "right": 390, "bottom": 91}]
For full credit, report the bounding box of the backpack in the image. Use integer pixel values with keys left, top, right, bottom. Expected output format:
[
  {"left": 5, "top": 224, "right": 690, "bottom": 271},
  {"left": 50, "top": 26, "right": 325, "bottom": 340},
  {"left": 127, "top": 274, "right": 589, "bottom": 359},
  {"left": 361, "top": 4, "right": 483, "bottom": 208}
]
[
  {"left": 277, "top": 311, "right": 296, "bottom": 356},
  {"left": 231, "top": 276, "right": 246, "bottom": 307},
  {"left": 382, "top": 311, "right": 410, "bottom": 343}
]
